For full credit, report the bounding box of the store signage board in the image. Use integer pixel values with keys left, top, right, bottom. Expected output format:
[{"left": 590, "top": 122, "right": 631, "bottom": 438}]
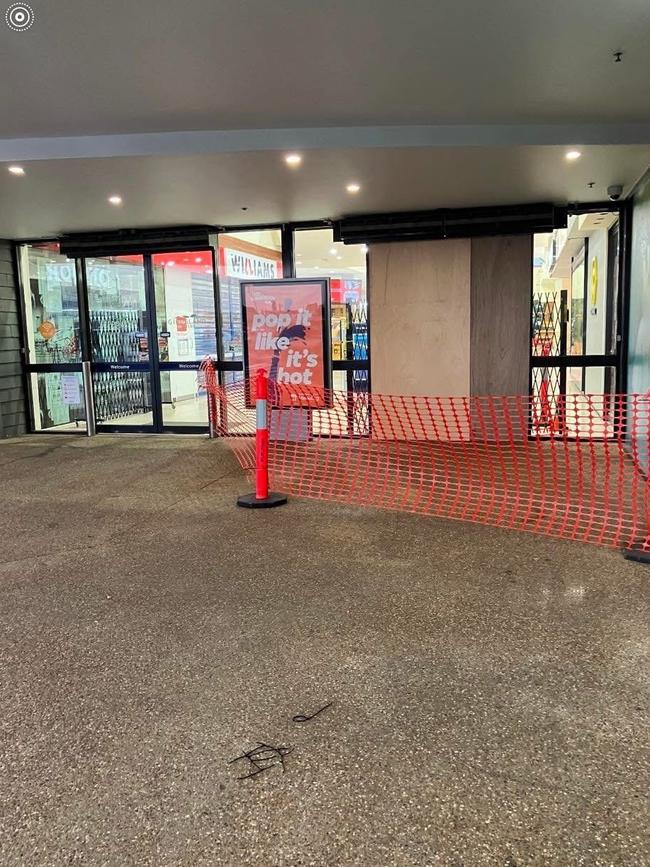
[
  {"left": 223, "top": 248, "right": 283, "bottom": 280},
  {"left": 241, "top": 279, "right": 331, "bottom": 408}
]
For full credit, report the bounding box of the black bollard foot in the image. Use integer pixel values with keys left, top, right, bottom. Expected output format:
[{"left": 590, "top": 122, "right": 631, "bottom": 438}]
[
  {"left": 237, "top": 492, "right": 288, "bottom": 509},
  {"left": 622, "top": 547, "right": 650, "bottom": 565}
]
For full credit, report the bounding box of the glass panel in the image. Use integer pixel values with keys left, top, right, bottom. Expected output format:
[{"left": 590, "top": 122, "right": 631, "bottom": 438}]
[
  {"left": 352, "top": 368, "right": 370, "bottom": 436},
  {"left": 85, "top": 255, "right": 149, "bottom": 362},
  {"left": 532, "top": 213, "right": 619, "bottom": 359},
  {"left": 19, "top": 243, "right": 81, "bottom": 364},
  {"left": 30, "top": 371, "right": 86, "bottom": 432},
  {"left": 568, "top": 365, "right": 617, "bottom": 399},
  {"left": 93, "top": 371, "right": 153, "bottom": 426},
  {"left": 217, "top": 229, "right": 283, "bottom": 362},
  {"left": 160, "top": 371, "right": 207, "bottom": 427},
  {"left": 152, "top": 251, "right": 217, "bottom": 361},
  {"left": 569, "top": 255, "right": 585, "bottom": 355},
  {"left": 294, "top": 229, "right": 368, "bottom": 363},
  {"left": 531, "top": 366, "right": 617, "bottom": 437},
  {"left": 312, "top": 370, "right": 348, "bottom": 435}
]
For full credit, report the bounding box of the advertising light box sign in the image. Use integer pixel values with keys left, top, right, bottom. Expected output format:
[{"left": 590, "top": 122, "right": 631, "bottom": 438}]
[{"left": 241, "top": 279, "right": 331, "bottom": 408}]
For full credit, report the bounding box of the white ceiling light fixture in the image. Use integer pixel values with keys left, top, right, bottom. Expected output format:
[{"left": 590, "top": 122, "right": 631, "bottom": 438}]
[
  {"left": 346, "top": 182, "right": 361, "bottom": 193},
  {"left": 565, "top": 150, "right": 582, "bottom": 161},
  {"left": 284, "top": 153, "right": 302, "bottom": 167},
  {"left": 108, "top": 195, "right": 123, "bottom": 205},
  {"left": 8, "top": 165, "right": 25, "bottom": 175}
]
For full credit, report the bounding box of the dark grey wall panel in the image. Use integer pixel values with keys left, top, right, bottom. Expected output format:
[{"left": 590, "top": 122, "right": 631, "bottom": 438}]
[
  {"left": 470, "top": 235, "right": 531, "bottom": 397},
  {"left": 0, "top": 241, "right": 27, "bottom": 437}
]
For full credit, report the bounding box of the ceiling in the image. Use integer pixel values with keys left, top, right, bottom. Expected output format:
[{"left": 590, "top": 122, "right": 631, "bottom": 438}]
[
  {"left": 1, "top": 0, "right": 649, "bottom": 237},
  {"left": 1, "top": 145, "right": 649, "bottom": 239},
  {"left": 2, "top": 0, "right": 650, "bottom": 135}
]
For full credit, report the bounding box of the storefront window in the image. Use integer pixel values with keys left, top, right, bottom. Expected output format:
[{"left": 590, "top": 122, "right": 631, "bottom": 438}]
[
  {"left": 533, "top": 213, "right": 619, "bottom": 364},
  {"left": 152, "top": 251, "right": 217, "bottom": 427},
  {"left": 152, "top": 251, "right": 217, "bottom": 362},
  {"left": 532, "top": 213, "right": 620, "bottom": 434},
  {"left": 217, "top": 229, "right": 283, "bottom": 371},
  {"left": 85, "top": 255, "right": 148, "bottom": 363},
  {"left": 294, "top": 228, "right": 368, "bottom": 393},
  {"left": 19, "top": 243, "right": 81, "bottom": 364},
  {"left": 30, "top": 371, "right": 86, "bottom": 431}
]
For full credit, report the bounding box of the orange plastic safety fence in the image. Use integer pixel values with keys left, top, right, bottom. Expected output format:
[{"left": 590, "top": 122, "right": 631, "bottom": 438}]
[{"left": 199, "top": 362, "right": 650, "bottom": 551}]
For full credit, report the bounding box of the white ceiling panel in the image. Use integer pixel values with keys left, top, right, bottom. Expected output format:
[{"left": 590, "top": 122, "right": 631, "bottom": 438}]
[{"left": 1, "top": 145, "right": 648, "bottom": 238}]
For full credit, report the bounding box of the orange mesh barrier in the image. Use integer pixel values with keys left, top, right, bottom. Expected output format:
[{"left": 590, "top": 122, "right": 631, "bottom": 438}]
[{"left": 200, "top": 363, "right": 650, "bottom": 552}]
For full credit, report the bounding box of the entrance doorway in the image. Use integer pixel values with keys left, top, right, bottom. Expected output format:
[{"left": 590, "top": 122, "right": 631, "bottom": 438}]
[
  {"left": 531, "top": 208, "right": 623, "bottom": 437},
  {"left": 86, "top": 251, "right": 218, "bottom": 432}
]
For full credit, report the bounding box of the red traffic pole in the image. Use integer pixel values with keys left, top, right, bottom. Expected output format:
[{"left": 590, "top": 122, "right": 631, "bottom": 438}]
[
  {"left": 237, "top": 369, "right": 288, "bottom": 509},
  {"left": 255, "top": 368, "right": 269, "bottom": 500}
]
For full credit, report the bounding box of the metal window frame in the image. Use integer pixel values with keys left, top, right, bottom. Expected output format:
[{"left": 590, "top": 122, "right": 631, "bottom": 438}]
[
  {"left": 13, "top": 198, "right": 631, "bottom": 440},
  {"left": 13, "top": 240, "right": 90, "bottom": 435},
  {"left": 292, "top": 223, "right": 371, "bottom": 436},
  {"left": 528, "top": 200, "right": 630, "bottom": 437}
]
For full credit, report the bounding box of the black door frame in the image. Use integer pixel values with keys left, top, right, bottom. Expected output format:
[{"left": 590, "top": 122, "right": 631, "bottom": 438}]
[
  {"left": 528, "top": 200, "right": 631, "bottom": 437},
  {"left": 86, "top": 247, "right": 227, "bottom": 434},
  {"left": 82, "top": 252, "right": 158, "bottom": 434}
]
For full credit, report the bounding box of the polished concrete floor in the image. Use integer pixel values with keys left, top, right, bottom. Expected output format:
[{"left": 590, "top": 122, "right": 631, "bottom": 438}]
[{"left": 0, "top": 434, "right": 648, "bottom": 866}]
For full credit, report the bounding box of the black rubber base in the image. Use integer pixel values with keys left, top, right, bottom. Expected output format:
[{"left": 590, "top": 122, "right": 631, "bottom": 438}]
[
  {"left": 237, "top": 492, "right": 288, "bottom": 509},
  {"left": 622, "top": 547, "right": 650, "bottom": 565}
]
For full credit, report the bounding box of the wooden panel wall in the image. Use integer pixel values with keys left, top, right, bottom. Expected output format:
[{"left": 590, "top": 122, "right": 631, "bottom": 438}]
[
  {"left": 0, "top": 241, "right": 26, "bottom": 438},
  {"left": 469, "top": 235, "right": 531, "bottom": 397},
  {"left": 369, "top": 239, "right": 471, "bottom": 398}
]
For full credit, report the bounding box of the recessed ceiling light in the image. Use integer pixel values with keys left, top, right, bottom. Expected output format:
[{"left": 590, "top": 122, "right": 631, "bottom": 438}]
[
  {"left": 346, "top": 182, "right": 361, "bottom": 193},
  {"left": 108, "top": 195, "right": 123, "bottom": 205},
  {"left": 285, "top": 153, "right": 302, "bottom": 167},
  {"left": 8, "top": 165, "right": 25, "bottom": 175},
  {"left": 195, "top": 257, "right": 202, "bottom": 263},
  {"left": 565, "top": 150, "right": 582, "bottom": 161},
  {"left": 167, "top": 261, "right": 175, "bottom": 267}
]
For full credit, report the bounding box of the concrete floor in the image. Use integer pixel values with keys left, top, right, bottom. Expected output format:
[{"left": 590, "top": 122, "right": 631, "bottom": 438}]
[{"left": 0, "top": 435, "right": 648, "bottom": 867}]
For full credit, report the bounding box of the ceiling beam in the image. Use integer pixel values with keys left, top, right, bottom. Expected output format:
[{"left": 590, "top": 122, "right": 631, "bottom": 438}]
[{"left": 2, "top": 124, "right": 650, "bottom": 162}]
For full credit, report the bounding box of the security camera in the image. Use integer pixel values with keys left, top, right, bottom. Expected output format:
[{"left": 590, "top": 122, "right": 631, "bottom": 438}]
[{"left": 607, "top": 184, "right": 623, "bottom": 201}]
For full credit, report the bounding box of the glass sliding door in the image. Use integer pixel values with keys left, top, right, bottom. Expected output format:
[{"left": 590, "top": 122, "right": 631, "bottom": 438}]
[
  {"left": 152, "top": 250, "right": 217, "bottom": 430},
  {"left": 18, "top": 242, "right": 87, "bottom": 432},
  {"left": 85, "top": 255, "right": 154, "bottom": 428}
]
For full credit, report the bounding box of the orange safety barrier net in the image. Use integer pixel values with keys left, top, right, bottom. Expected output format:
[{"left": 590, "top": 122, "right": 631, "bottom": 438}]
[{"left": 200, "top": 364, "right": 650, "bottom": 552}]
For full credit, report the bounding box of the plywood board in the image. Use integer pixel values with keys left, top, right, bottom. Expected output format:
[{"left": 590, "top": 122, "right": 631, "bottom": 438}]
[
  {"left": 470, "top": 235, "right": 531, "bottom": 397},
  {"left": 370, "top": 239, "right": 471, "bottom": 399}
]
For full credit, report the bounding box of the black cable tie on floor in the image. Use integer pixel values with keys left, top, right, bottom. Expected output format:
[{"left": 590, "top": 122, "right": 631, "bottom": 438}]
[
  {"left": 228, "top": 742, "right": 293, "bottom": 779},
  {"left": 292, "top": 702, "right": 332, "bottom": 723}
]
